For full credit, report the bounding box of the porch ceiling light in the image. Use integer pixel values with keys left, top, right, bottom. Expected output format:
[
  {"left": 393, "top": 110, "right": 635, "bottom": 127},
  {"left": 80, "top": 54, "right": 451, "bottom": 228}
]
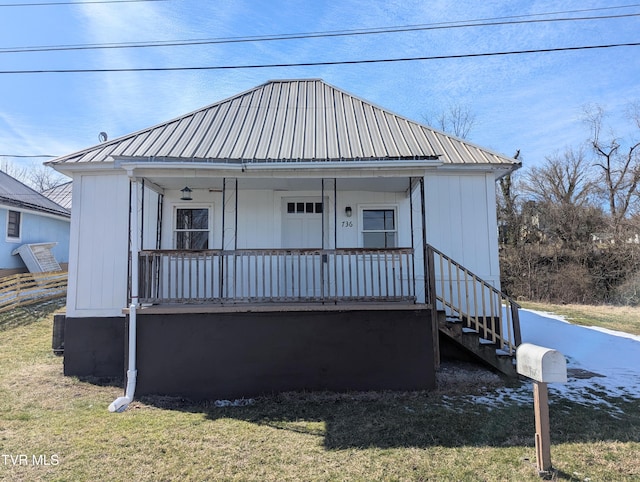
[
  {"left": 180, "top": 186, "right": 193, "bottom": 201},
  {"left": 345, "top": 206, "right": 353, "bottom": 217}
]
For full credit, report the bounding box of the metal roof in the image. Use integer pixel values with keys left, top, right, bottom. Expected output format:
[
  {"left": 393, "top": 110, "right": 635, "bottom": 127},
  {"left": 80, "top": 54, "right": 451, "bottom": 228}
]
[
  {"left": 41, "top": 181, "right": 72, "bottom": 210},
  {"left": 48, "top": 79, "right": 519, "bottom": 168},
  {"left": 0, "top": 171, "right": 70, "bottom": 217}
]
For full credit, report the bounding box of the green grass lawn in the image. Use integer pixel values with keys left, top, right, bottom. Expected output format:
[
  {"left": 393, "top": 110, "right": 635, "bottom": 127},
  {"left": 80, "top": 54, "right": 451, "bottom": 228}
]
[
  {"left": 520, "top": 302, "right": 640, "bottom": 336},
  {"left": 1, "top": 301, "right": 639, "bottom": 481}
]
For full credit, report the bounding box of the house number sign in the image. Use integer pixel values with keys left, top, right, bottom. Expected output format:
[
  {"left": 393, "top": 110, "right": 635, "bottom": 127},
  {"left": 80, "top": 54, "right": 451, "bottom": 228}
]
[{"left": 341, "top": 221, "right": 354, "bottom": 228}]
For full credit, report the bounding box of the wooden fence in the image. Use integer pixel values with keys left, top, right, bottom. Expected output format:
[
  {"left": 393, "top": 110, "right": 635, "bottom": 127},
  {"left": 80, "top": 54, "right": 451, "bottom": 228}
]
[{"left": 0, "top": 271, "right": 68, "bottom": 313}]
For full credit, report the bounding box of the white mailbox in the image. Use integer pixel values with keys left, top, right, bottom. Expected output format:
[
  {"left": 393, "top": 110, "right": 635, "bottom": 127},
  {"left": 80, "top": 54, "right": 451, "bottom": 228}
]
[{"left": 516, "top": 343, "right": 567, "bottom": 383}]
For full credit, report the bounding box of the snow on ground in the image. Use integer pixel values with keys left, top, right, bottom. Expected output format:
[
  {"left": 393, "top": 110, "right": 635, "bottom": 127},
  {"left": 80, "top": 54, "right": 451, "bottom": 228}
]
[{"left": 469, "top": 309, "right": 640, "bottom": 411}]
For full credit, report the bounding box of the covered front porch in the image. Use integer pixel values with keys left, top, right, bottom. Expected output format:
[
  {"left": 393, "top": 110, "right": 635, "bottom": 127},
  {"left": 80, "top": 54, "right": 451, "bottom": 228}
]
[{"left": 128, "top": 162, "right": 432, "bottom": 308}]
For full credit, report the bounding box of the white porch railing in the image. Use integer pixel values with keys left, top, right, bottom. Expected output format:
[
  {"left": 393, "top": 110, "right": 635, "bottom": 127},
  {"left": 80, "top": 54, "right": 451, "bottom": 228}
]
[{"left": 138, "top": 248, "right": 415, "bottom": 304}]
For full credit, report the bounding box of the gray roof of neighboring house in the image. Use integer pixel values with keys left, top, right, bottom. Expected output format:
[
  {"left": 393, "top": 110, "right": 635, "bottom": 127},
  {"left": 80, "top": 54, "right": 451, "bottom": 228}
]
[
  {"left": 41, "top": 181, "right": 72, "bottom": 210},
  {"left": 47, "top": 79, "right": 520, "bottom": 168},
  {"left": 0, "top": 171, "right": 70, "bottom": 218}
]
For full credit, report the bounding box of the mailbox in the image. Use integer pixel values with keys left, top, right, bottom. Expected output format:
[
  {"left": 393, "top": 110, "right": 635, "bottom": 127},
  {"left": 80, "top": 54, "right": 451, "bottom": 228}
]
[{"left": 516, "top": 343, "right": 567, "bottom": 383}]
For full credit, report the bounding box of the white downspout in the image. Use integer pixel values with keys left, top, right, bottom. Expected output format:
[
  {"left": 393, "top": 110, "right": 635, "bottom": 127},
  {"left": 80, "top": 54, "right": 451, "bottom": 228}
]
[{"left": 109, "top": 178, "right": 140, "bottom": 413}]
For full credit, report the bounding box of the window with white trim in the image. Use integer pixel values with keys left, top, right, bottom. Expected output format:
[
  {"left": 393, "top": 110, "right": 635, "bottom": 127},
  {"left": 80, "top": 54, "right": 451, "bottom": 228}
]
[
  {"left": 362, "top": 209, "right": 396, "bottom": 248},
  {"left": 7, "top": 210, "right": 21, "bottom": 240},
  {"left": 174, "top": 207, "right": 209, "bottom": 249}
]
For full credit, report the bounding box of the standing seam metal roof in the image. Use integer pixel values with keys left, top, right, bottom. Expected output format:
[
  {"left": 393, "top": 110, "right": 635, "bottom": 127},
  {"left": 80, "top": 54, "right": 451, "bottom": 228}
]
[{"left": 48, "top": 79, "right": 519, "bottom": 167}]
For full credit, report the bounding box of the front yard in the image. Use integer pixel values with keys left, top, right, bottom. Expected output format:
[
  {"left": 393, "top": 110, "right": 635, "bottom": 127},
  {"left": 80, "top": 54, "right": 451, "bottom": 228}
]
[{"left": 1, "top": 302, "right": 639, "bottom": 481}]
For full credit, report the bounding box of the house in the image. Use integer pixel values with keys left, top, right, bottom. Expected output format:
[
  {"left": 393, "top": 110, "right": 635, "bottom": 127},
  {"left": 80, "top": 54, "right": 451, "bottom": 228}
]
[
  {"left": 0, "top": 171, "right": 70, "bottom": 276},
  {"left": 47, "top": 79, "right": 521, "bottom": 404}
]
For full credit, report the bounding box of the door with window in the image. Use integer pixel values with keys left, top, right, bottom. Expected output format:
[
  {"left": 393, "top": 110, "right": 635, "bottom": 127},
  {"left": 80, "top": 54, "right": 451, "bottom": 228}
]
[
  {"left": 281, "top": 199, "right": 324, "bottom": 248},
  {"left": 281, "top": 198, "right": 325, "bottom": 298}
]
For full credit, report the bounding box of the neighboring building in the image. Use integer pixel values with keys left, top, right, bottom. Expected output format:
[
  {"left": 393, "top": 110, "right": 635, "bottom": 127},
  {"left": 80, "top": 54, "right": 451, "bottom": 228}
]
[
  {"left": 0, "top": 171, "right": 70, "bottom": 276},
  {"left": 47, "top": 79, "right": 521, "bottom": 401},
  {"left": 42, "top": 181, "right": 73, "bottom": 210}
]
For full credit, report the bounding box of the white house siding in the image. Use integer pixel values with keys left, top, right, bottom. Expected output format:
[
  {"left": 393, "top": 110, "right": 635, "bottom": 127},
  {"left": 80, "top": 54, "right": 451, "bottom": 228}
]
[
  {"left": 67, "top": 172, "right": 130, "bottom": 317},
  {"left": 158, "top": 187, "right": 414, "bottom": 251},
  {"left": 424, "top": 172, "right": 500, "bottom": 288}
]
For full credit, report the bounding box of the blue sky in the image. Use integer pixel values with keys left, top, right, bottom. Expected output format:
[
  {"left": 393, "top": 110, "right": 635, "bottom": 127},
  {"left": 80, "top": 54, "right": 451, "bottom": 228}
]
[{"left": 1, "top": 0, "right": 639, "bottom": 178}]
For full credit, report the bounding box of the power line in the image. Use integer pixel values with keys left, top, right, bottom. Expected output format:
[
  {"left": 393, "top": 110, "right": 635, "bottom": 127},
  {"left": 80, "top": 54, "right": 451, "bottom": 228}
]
[
  {"left": 1, "top": 42, "right": 639, "bottom": 75},
  {"left": 0, "top": 0, "right": 167, "bottom": 6},
  {"left": 0, "top": 154, "right": 58, "bottom": 158},
  {"left": 2, "top": 7, "right": 640, "bottom": 53}
]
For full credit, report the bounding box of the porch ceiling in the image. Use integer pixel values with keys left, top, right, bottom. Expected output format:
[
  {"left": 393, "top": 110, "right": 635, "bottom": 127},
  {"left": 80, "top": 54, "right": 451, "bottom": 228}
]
[{"left": 143, "top": 175, "right": 413, "bottom": 192}]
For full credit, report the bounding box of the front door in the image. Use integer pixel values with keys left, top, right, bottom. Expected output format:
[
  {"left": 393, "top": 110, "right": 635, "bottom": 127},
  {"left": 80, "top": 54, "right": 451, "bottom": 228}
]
[
  {"left": 281, "top": 198, "right": 325, "bottom": 298},
  {"left": 282, "top": 198, "right": 324, "bottom": 248}
]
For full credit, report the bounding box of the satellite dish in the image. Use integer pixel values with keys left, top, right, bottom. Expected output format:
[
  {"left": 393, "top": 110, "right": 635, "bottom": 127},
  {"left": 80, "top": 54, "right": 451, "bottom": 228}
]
[{"left": 98, "top": 132, "right": 108, "bottom": 142}]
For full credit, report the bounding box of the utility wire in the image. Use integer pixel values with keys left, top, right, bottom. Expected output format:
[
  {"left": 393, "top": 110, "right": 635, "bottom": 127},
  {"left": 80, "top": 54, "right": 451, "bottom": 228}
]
[
  {"left": 1, "top": 42, "right": 639, "bottom": 75},
  {"left": 0, "top": 0, "right": 167, "bottom": 6},
  {"left": 0, "top": 154, "right": 58, "bottom": 158},
  {"left": 2, "top": 7, "right": 640, "bottom": 53}
]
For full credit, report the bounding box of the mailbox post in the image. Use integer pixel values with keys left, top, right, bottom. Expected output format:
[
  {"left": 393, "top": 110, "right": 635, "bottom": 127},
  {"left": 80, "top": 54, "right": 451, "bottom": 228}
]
[{"left": 516, "top": 343, "right": 567, "bottom": 476}]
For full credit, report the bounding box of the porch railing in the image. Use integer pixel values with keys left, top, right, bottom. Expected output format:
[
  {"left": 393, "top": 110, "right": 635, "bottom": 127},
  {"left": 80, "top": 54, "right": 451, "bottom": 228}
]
[
  {"left": 138, "top": 248, "right": 415, "bottom": 304},
  {"left": 426, "top": 244, "right": 522, "bottom": 355}
]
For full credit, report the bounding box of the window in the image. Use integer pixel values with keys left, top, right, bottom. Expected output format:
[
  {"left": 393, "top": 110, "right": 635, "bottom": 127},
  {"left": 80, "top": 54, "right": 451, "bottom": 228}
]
[
  {"left": 362, "top": 209, "right": 396, "bottom": 248},
  {"left": 7, "top": 210, "right": 20, "bottom": 239},
  {"left": 286, "top": 201, "right": 323, "bottom": 214},
  {"left": 174, "top": 208, "right": 209, "bottom": 249}
]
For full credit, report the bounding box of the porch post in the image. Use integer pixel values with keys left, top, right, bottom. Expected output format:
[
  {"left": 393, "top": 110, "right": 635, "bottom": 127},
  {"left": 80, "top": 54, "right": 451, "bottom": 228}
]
[
  {"left": 220, "top": 178, "right": 226, "bottom": 299},
  {"left": 334, "top": 178, "right": 337, "bottom": 249},
  {"left": 321, "top": 178, "right": 325, "bottom": 249},
  {"left": 156, "top": 192, "right": 163, "bottom": 250},
  {"left": 321, "top": 178, "right": 325, "bottom": 300},
  {"left": 234, "top": 178, "right": 239, "bottom": 250},
  {"left": 409, "top": 178, "right": 416, "bottom": 301},
  {"left": 130, "top": 177, "right": 140, "bottom": 305},
  {"left": 421, "top": 176, "right": 440, "bottom": 368},
  {"left": 140, "top": 179, "right": 146, "bottom": 250}
]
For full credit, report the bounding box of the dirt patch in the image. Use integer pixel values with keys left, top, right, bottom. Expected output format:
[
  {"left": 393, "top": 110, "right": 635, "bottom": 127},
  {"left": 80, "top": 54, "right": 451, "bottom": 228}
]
[{"left": 434, "top": 361, "right": 508, "bottom": 396}]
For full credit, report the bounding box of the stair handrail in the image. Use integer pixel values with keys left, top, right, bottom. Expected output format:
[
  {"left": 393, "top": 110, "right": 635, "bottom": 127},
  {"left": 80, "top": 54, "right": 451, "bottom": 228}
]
[{"left": 426, "top": 244, "right": 522, "bottom": 355}]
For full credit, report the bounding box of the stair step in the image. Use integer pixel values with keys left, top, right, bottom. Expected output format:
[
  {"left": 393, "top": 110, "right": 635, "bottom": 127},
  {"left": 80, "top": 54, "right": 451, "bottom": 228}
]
[
  {"left": 461, "top": 327, "right": 477, "bottom": 334},
  {"left": 479, "top": 338, "right": 496, "bottom": 346}
]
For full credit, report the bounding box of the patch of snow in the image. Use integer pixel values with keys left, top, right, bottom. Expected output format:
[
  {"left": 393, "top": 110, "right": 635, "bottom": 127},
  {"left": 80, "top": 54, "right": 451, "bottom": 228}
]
[
  {"left": 214, "top": 398, "right": 255, "bottom": 407},
  {"left": 468, "top": 309, "right": 640, "bottom": 410}
]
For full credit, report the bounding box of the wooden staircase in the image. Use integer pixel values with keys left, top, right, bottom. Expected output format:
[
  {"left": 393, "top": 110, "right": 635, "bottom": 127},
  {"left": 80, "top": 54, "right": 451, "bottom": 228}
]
[
  {"left": 437, "top": 311, "right": 518, "bottom": 377},
  {"left": 426, "top": 244, "right": 521, "bottom": 378}
]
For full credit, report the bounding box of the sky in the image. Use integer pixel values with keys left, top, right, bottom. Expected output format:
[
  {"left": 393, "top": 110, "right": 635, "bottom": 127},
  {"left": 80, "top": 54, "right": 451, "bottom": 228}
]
[
  {"left": 0, "top": 0, "right": 639, "bottom": 181},
  {"left": 471, "top": 309, "right": 640, "bottom": 410}
]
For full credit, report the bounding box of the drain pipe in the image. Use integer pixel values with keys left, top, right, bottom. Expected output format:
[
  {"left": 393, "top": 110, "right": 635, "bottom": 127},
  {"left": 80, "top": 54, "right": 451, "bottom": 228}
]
[{"left": 109, "top": 178, "right": 140, "bottom": 413}]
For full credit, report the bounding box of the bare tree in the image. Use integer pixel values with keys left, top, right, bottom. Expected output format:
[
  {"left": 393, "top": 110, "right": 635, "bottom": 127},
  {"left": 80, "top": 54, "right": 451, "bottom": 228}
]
[
  {"left": 523, "top": 148, "right": 595, "bottom": 207},
  {"left": 0, "top": 158, "right": 29, "bottom": 183},
  {"left": 0, "top": 158, "right": 66, "bottom": 192},
  {"left": 28, "top": 165, "right": 66, "bottom": 192},
  {"left": 424, "top": 103, "right": 477, "bottom": 139},
  {"left": 521, "top": 149, "right": 603, "bottom": 247},
  {"left": 584, "top": 103, "right": 640, "bottom": 237},
  {"left": 497, "top": 151, "right": 523, "bottom": 246}
]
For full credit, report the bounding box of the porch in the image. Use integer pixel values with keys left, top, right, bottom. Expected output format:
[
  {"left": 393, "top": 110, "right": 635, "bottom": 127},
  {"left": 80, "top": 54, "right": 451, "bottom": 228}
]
[{"left": 133, "top": 242, "right": 522, "bottom": 375}]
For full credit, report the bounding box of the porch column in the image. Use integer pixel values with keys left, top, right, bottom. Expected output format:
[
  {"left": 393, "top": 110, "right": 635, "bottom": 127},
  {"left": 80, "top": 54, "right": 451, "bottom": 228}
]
[
  {"left": 420, "top": 175, "right": 440, "bottom": 368},
  {"left": 129, "top": 178, "right": 141, "bottom": 304}
]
